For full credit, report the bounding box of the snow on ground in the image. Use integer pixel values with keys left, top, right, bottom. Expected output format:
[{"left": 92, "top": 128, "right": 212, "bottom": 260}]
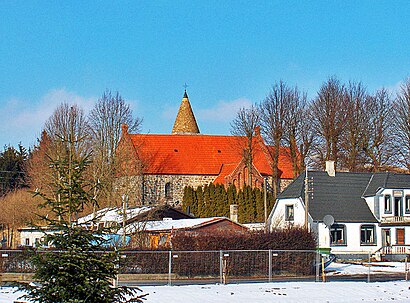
[
  {"left": 327, "top": 261, "right": 407, "bottom": 275},
  {"left": 2, "top": 281, "right": 410, "bottom": 303},
  {"left": 1, "top": 262, "right": 410, "bottom": 303}
]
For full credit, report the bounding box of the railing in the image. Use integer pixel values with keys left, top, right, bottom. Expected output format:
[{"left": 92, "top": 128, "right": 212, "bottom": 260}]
[
  {"left": 376, "top": 245, "right": 410, "bottom": 255},
  {"left": 381, "top": 216, "right": 410, "bottom": 223}
]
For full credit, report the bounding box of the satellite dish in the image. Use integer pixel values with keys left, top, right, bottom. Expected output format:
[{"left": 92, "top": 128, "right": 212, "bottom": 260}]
[{"left": 323, "top": 215, "right": 334, "bottom": 228}]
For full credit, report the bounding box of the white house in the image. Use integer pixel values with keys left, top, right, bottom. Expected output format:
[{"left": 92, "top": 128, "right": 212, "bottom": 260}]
[{"left": 267, "top": 162, "right": 410, "bottom": 257}]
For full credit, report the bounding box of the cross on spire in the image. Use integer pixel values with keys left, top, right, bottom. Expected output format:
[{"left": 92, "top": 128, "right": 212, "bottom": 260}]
[{"left": 183, "top": 82, "right": 188, "bottom": 91}]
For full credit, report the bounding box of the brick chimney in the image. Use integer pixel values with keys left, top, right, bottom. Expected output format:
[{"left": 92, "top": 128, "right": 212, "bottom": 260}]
[{"left": 230, "top": 204, "right": 238, "bottom": 222}]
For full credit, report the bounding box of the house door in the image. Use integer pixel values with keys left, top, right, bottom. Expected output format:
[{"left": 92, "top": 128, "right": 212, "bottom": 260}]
[
  {"left": 396, "top": 228, "right": 405, "bottom": 245},
  {"left": 394, "top": 197, "right": 403, "bottom": 216},
  {"left": 382, "top": 229, "right": 391, "bottom": 246}
]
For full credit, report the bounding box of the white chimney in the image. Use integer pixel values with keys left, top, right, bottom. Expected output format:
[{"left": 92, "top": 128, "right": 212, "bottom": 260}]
[
  {"left": 230, "top": 204, "right": 238, "bottom": 222},
  {"left": 325, "top": 160, "right": 335, "bottom": 177}
]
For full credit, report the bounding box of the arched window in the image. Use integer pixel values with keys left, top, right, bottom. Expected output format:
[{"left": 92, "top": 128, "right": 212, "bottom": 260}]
[{"left": 165, "top": 182, "right": 172, "bottom": 199}]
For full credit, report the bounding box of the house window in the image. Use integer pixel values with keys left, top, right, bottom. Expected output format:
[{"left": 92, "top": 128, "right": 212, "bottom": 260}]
[
  {"left": 384, "top": 195, "right": 392, "bottom": 214},
  {"left": 285, "top": 205, "right": 294, "bottom": 221},
  {"left": 405, "top": 195, "right": 410, "bottom": 214},
  {"left": 25, "top": 238, "right": 30, "bottom": 246},
  {"left": 330, "top": 224, "right": 346, "bottom": 246},
  {"left": 360, "top": 225, "right": 376, "bottom": 245},
  {"left": 165, "top": 182, "right": 172, "bottom": 199}
]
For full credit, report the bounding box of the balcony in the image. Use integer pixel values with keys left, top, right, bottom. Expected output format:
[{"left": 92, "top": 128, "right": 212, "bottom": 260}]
[
  {"left": 380, "top": 216, "right": 410, "bottom": 224},
  {"left": 378, "top": 245, "right": 410, "bottom": 255}
]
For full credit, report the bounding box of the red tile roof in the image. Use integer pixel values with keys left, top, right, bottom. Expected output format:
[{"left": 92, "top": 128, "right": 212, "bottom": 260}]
[{"left": 128, "top": 134, "right": 294, "bottom": 179}]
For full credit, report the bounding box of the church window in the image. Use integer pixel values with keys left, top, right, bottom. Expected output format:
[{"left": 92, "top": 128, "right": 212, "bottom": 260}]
[{"left": 165, "top": 182, "right": 172, "bottom": 199}]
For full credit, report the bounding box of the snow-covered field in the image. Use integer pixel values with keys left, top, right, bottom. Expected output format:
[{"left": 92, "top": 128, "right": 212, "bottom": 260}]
[
  {"left": 2, "top": 281, "right": 410, "bottom": 303},
  {"left": 1, "top": 262, "right": 409, "bottom": 302},
  {"left": 327, "top": 261, "right": 407, "bottom": 275}
]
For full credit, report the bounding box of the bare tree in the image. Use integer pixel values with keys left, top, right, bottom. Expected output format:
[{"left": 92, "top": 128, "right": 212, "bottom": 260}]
[
  {"left": 28, "top": 103, "right": 90, "bottom": 200},
  {"left": 88, "top": 91, "right": 143, "bottom": 207},
  {"left": 339, "top": 81, "right": 368, "bottom": 171},
  {"left": 260, "top": 81, "right": 290, "bottom": 198},
  {"left": 362, "top": 88, "right": 393, "bottom": 171},
  {"left": 230, "top": 105, "right": 260, "bottom": 187},
  {"left": 282, "top": 86, "right": 312, "bottom": 176},
  {"left": 393, "top": 79, "right": 410, "bottom": 171},
  {"left": 44, "top": 103, "right": 90, "bottom": 158},
  {"left": 311, "top": 77, "right": 348, "bottom": 169},
  {"left": 298, "top": 105, "right": 316, "bottom": 171},
  {"left": 0, "top": 189, "right": 44, "bottom": 248}
]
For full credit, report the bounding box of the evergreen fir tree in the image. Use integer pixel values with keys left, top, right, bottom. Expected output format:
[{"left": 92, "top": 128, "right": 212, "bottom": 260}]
[
  {"left": 195, "top": 186, "right": 204, "bottom": 217},
  {"left": 254, "top": 187, "right": 264, "bottom": 222},
  {"left": 182, "top": 186, "right": 194, "bottom": 214},
  {"left": 202, "top": 184, "right": 211, "bottom": 217},
  {"left": 19, "top": 136, "right": 146, "bottom": 302},
  {"left": 215, "top": 184, "right": 228, "bottom": 217},
  {"left": 208, "top": 183, "right": 217, "bottom": 216},
  {"left": 236, "top": 189, "right": 245, "bottom": 223}
]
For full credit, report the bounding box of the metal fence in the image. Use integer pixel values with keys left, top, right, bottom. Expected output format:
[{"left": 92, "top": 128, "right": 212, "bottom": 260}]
[
  {"left": 0, "top": 249, "right": 320, "bottom": 284},
  {"left": 1, "top": 249, "right": 409, "bottom": 285}
]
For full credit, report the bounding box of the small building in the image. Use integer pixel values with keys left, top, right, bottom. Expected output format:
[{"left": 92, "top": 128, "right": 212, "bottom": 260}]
[
  {"left": 267, "top": 161, "right": 410, "bottom": 257},
  {"left": 77, "top": 205, "right": 193, "bottom": 230},
  {"left": 18, "top": 226, "right": 58, "bottom": 247},
  {"left": 19, "top": 205, "right": 193, "bottom": 248},
  {"left": 121, "top": 217, "right": 248, "bottom": 249}
]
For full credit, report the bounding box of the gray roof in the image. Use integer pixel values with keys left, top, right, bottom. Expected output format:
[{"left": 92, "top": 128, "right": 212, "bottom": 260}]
[
  {"left": 363, "top": 172, "right": 410, "bottom": 197},
  {"left": 278, "top": 171, "right": 377, "bottom": 223}
]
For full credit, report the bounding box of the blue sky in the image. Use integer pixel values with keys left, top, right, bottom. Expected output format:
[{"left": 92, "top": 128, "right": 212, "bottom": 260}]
[{"left": 1, "top": 1, "right": 409, "bottom": 148}]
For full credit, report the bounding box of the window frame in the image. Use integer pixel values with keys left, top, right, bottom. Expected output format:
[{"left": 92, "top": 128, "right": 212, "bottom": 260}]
[
  {"left": 360, "top": 224, "right": 376, "bottom": 246},
  {"left": 165, "top": 182, "right": 172, "bottom": 199},
  {"left": 384, "top": 194, "right": 392, "bottom": 214},
  {"left": 330, "top": 224, "right": 347, "bottom": 246},
  {"left": 405, "top": 195, "right": 410, "bottom": 214},
  {"left": 285, "top": 204, "right": 294, "bottom": 222}
]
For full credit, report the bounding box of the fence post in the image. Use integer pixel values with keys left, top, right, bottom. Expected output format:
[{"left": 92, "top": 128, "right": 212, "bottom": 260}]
[
  {"left": 268, "top": 250, "right": 272, "bottom": 282},
  {"left": 406, "top": 256, "right": 408, "bottom": 281},
  {"left": 315, "top": 251, "right": 320, "bottom": 282},
  {"left": 168, "top": 251, "right": 172, "bottom": 286},
  {"left": 219, "top": 250, "right": 223, "bottom": 284},
  {"left": 367, "top": 251, "right": 371, "bottom": 283}
]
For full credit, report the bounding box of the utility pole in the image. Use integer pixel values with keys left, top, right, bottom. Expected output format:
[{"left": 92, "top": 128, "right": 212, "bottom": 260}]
[
  {"left": 264, "top": 178, "right": 268, "bottom": 226},
  {"left": 304, "top": 167, "right": 309, "bottom": 230},
  {"left": 122, "top": 194, "right": 128, "bottom": 246}
]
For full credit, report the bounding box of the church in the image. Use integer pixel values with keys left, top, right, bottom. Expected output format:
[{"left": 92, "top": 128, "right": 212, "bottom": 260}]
[{"left": 116, "top": 90, "right": 294, "bottom": 206}]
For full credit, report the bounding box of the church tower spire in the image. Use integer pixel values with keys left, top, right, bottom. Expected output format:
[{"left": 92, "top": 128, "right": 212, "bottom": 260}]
[{"left": 172, "top": 90, "right": 200, "bottom": 134}]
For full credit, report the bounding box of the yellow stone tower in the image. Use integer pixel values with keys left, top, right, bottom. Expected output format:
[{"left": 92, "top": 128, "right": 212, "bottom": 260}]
[{"left": 172, "top": 90, "right": 200, "bottom": 134}]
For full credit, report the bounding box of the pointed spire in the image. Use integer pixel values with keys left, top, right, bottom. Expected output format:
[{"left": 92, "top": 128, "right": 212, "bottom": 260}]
[{"left": 172, "top": 90, "right": 200, "bottom": 134}]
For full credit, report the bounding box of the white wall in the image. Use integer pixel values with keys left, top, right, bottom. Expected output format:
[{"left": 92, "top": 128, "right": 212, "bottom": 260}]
[
  {"left": 268, "top": 197, "right": 306, "bottom": 230},
  {"left": 372, "top": 188, "right": 410, "bottom": 219},
  {"left": 19, "top": 229, "right": 55, "bottom": 247},
  {"left": 320, "top": 222, "right": 381, "bottom": 254}
]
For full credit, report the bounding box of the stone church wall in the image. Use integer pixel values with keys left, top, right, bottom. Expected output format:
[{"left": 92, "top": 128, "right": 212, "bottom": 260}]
[
  {"left": 116, "top": 174, "right": 293, "bottom": 208},
  {"left": 116, "top": 174, "right": 216, "bottom": 207}
]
